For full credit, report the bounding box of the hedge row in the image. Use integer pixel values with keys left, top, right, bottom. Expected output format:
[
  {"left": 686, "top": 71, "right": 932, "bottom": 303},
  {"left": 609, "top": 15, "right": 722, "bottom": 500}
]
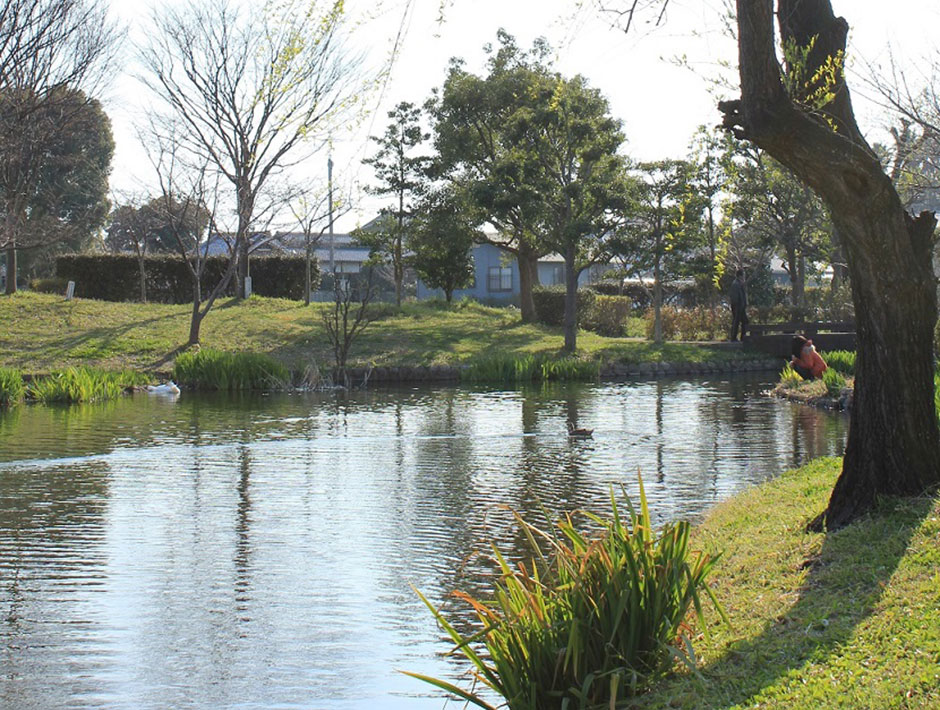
[{"left": 55, "top": 253, "right": 319, "bottom": 303}]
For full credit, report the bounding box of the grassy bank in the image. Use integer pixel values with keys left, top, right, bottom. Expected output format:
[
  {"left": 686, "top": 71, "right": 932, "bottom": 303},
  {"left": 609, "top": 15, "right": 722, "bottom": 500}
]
[
  {"left": 0, "top": 292, "right": 768, "bottom": 375},
  {"left": 640, "top": 457, "right": 940, "bottom": 709}
]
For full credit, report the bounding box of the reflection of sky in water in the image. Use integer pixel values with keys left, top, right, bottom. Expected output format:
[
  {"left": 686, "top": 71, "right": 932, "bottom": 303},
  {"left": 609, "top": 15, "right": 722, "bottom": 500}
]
[{"left": 0, "top": 377, "right": 848, "bottom": 709}]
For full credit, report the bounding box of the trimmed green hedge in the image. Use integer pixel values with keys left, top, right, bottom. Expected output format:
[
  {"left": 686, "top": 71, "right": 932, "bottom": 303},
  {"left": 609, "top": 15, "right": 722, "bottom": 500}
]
[
  {"left": 583, "top": 295, "right": 633, "bottom": 336},
  {"left": 55, "top": 253, "right": 319, "bottom": 303},
  {"left": 532, "top": 285, "right": 596, "bottom": 327}
]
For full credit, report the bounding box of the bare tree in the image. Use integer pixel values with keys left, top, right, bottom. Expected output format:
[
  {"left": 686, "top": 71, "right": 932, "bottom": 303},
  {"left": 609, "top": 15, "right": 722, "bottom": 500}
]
[
  {"left": 322, "top": 268, "right": 379, "bottom": 387},
  {"left": 138, "top": 0, "right": 366, "bottom": 300},
  {"left": 148, "top": 131, "right": 227, "bottom": 347},
  {"left": 0, "top": 0, "right": 120, "bottom": 294}
]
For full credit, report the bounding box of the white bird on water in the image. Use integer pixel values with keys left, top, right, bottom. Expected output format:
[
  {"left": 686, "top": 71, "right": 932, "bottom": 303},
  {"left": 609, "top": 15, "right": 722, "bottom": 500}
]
[{"left": 147, "top": 381, "right": 181, "bottom": 395}]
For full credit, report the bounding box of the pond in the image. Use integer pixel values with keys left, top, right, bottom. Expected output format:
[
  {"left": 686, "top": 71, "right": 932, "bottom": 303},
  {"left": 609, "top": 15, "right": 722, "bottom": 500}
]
[{"left": 0, "top": 376, "right": 848, "bottom": 709}]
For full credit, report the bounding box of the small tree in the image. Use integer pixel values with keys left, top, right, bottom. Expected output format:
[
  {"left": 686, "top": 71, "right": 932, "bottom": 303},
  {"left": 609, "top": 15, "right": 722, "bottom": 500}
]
[
  {"left": 361, "top": 101, "right": 431, "bottom": 307},
  {"left": 322, "top": 267, "right": 378, "bottom": 386},
  {"left": 408, "top": 186, "right": 479, "bottom": 303}
]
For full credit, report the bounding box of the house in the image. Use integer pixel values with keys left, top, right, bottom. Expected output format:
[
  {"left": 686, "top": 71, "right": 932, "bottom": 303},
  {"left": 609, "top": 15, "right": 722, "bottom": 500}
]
[{"left": 416, "top": 242, "right": 599, "bottom": 303}]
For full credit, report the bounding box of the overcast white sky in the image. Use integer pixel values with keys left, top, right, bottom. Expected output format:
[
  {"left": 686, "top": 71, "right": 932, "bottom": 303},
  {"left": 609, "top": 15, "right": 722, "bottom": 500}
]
[{"left": 105, "top": 0, "right": 939, "bottom": 231}]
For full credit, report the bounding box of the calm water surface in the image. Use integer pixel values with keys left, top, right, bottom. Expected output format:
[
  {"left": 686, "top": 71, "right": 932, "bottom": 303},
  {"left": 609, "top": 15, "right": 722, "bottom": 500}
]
[{"left": 0, "top": 376, "right": 848, "bottom": 709}]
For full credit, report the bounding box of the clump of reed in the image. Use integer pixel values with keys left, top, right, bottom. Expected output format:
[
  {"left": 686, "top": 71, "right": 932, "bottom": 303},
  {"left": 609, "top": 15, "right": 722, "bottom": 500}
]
[
  {"left": 821, "top": 350, "right": 855, "bottom": 376},
  {"left": 778, "top": 362, "right": 803, "bottom": 389},
  {"left": 0, "top": 367, "right": 25, "bottom": 407},
  {"left": 173, "top": 348, "right": 289, "bottom": 390},
  {"left": 27, "top": 367, "right": 148, "bottom": 404},
  {"left": 406, "top": 479, "right": 725, "bottom": 709},
  {"left": 822, "top": 367, "right": 847, "bottom": 398},
  {"left": 462, "top": 354, "right": 599, "bottom": 384}
]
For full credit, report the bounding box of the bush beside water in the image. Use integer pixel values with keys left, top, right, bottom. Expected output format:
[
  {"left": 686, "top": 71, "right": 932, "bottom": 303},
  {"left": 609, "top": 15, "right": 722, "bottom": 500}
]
[
  {"left": 462, "top": 354, "right": 599, "bottom": 383},
  {"left": 173, "top": 348, "right": 289, "bottom": 390},
  {"left": 28, "top": 368, "right": 149, "bottom": 404},
  {"left": 0, "top": 368, "right": 25, "bottom": 407},
  {"left": 407, "top": 482, "right": 724, "bottom": 708}
]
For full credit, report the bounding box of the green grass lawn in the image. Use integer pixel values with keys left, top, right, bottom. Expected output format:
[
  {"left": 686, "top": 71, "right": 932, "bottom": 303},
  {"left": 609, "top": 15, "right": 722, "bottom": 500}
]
[
  {"left": 640, "top": 457, "right": 940, "bottom": 709},
  {"left": 0, "top": 292, "right": 767, "bottom": 374}
]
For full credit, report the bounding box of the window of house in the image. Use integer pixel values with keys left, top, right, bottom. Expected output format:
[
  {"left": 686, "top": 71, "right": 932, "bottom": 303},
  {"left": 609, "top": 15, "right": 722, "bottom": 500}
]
[
  {"left": 487, "top": 266, "right": 513, "bottom": 292},
  {"left": 550, "top": 264, "right": 564, "bottom": 285}
]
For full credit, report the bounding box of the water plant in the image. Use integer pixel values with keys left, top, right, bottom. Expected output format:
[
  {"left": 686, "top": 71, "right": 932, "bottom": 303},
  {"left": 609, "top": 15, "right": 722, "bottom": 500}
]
[
  {"left": 821, "top": 349, "right": 855, "bottom": 376},
  {"left": 822, "top": 367, "right": 847, "bottom": 398},
  {"left": 405, "top": 480, "right": 725, "bottom": 709},
  {"left": 779, "top": 362, "right": 803, "bottom": 389},
  {"left": 27, "top": 367, "right": 148, "bottom": 404},
  {"left": 173, "top": 348, "right": 289, "bottom": 390},
  {"left": 462, "top": 354, "right": 599, "bottom": 383},
  {"left": 0, "top": 367, "right": 25, "bottom": 407}
]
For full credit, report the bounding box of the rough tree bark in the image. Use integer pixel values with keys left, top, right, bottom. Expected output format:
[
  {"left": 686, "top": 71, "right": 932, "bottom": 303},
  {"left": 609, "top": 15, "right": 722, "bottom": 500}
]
[{"left": 721, "top": 0, "right": 940, "bottom": 529}]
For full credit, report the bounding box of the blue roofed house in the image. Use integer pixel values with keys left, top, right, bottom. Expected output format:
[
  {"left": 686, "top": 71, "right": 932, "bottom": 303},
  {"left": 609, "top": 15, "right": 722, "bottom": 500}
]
[{"left": 416, "top": 237, "right": 598, "bottom": 304}]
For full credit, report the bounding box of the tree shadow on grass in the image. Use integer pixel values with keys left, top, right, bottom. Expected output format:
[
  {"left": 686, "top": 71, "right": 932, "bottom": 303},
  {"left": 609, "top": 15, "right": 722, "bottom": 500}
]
[{"left": 640, "top": 496, "right": 935, "bottom": 709}]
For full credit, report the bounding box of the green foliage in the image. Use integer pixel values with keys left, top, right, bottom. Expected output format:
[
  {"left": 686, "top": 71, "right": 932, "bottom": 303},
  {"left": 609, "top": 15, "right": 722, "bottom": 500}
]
[
  {"left": 822, "top": 367, "right": 846, "bottom": 397},
  {"left": 582, "top": 295, "right": 633, "bottom": 336},
  {"left": 408, "top": 185, "right": 479, "bottom": 301},
  {"left": 106, "top": 194, "right": 210, "bottom": 255},
  {"left": 0, "top": 367, "right": 25, "bottom": 407},
  {"left": 406, "top": 480, "right": 724, "bottom": 708},
  {"left": 173, "top": 348, "right": 289, "bottom": 390},
  {"left": 532, "top": 286, "right": 595, "bottom": 327},
  {"left": 779, "top": 362, "right": 804, "bottom": 389},
  {"left": 643, "top": 305, "right": 730, "bottom": 341},
  {"left": 821, "top": 350, "right": 855, "bottom": 376},
  {"left": 27, "top": 367, "right": 147, "bottom": 404},
  {"left": 462, "top": 353, "right": 599, "bottom": 383},
  {"left": 56, "top": 253, "right": 317, "bottom": 302},
  {"left": 781, "top": 35, "right": 845, "bottom": 120}
]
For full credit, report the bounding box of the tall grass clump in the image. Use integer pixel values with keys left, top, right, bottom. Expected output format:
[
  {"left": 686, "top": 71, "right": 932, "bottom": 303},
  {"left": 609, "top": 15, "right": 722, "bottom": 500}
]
[
  {"left": 27, "top": 367, "right": 148, "bottom": 404},
  {"left": 406, "top": 479, "right": 725, "bottom": 709},
  {"left": 463, "top": 354, "right": 599, "bottom": 384},
  {"left": 821, "top": 349, "right": 855, "bottom": 376},
  {"left": 173, "top": 348, "right": 289, "bottom": 390},
  {"left": 822, "top": 367, "right": 847, "bottom": 397},
  {"left": 779, "top": 362, "right": 803, "bottom": 389},
  {"left": 0, "top": 368, "right": 25, "bottom": 407}
]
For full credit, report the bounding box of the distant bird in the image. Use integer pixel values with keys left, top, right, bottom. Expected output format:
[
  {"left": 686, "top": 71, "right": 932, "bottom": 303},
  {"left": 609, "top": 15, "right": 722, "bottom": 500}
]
[
  {"left": 567, "top": 421, "right": 593, "bottom": 438},
  {"left": 147, "top": 381, "right": 181, "bottom": 395}
]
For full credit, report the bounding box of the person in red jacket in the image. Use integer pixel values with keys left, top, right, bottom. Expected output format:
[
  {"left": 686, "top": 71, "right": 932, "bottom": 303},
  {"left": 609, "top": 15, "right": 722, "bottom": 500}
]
[{"left": 790, "top": 335, "right": 828, "bottom": 379}]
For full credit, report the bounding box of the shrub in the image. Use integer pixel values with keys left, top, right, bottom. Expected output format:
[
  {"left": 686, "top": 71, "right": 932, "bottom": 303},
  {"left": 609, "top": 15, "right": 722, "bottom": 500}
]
[
  {"left": 406, "top": 480, "right": 724, "bottom": 708},
  {"left": 643, "top": 305, "right": 730, "bottom": 341},
  {"left": 56, "top": 253, "right": 318, "bottom": 303},
  {"left": 822, "top": 367, "right": 847, "bottom": 397},
  {"left": 582, "top": 295, "right": 633, "bottom": 337},
  {"left": 462, "top": 354, "right": 599, "bottom": 383},
  {"left": 0, "top": 368, "right": 25, "bottom": 407},
  {"left": 822, "top": 350, "right": 855, "bottom": 376},
  {"left": 532, "top": 286, "right": 596, "bottom": 327},
  {"left": 28, "top": 277, "right": 69, "bottom": 295},
  {"left": 27, "top": 367, "right": 148, "bottom": 404},
  {"left": 779, "top": 363, "right": 803, "bottom": 389},
  {"left": 173, "top": 348, "right": 289, "bottom": 390}
]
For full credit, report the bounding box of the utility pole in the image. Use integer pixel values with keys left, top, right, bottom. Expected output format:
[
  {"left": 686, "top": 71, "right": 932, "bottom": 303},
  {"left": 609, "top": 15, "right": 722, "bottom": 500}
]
[{"left": 328, "top": 156, "right": 335, "bottom": 274}]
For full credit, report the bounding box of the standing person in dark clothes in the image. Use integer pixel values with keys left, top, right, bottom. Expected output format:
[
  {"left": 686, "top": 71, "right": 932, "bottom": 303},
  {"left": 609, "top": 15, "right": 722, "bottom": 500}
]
[{"left": 729, "top": 269, "right": 748, "bottom": 341}]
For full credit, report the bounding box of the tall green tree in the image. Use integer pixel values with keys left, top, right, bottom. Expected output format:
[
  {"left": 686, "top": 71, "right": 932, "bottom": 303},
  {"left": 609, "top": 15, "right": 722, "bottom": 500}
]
[
  {"left": 611, "top": 159, "right": 702, "bottom": 343},
  {"left": 728, "top": 143, "right": 833, "bottom": 310},
  {"left": 408, "top": 185, "right": 479, "bottom": 303},
  {"left": 361, "top": 101, "right": 431, "bottom": 307},
  {"left": 430, "top": 31, "right": 554, "bottom": 323},
  {"left": 518, "top": 73, "right": 634, "bottom": 351},
  {"left": 0, "top": 0, "right": 118, "bottom": 293}
]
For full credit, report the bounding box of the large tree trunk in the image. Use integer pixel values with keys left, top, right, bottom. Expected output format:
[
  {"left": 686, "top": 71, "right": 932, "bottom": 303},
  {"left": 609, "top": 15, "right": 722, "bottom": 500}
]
[
  {"left": 517, "top": 243, "right": 540, "bottom": 323},
  {"left": 722, "top": 0, "right": 940, "bottom": 529},
  {"left": 4, "top": 246, "right": 15, "bottom": 295}
]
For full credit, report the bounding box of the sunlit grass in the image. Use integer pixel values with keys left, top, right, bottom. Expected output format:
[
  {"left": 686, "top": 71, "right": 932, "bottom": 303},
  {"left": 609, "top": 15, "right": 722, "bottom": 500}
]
[
  {"left": 0, "top": 367, "right": 25, "bottom": 407},
  {"left": 173, "top": 348, "right": 290, "bottom": 390},
  {"left": 27, "top": 367, "right": 150, "bottom": 404}
]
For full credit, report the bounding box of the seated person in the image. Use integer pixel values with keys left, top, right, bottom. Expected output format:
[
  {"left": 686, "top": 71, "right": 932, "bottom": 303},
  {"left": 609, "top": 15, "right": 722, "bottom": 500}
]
[{"left": 790, "top": 335, "right": 828, "bottom": 380}]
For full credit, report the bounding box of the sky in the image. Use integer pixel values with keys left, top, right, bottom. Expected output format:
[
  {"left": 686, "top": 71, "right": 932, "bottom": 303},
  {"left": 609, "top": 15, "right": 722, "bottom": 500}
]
[{"left": 104, "top": 0, "right": 940, "bottom": 232}]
